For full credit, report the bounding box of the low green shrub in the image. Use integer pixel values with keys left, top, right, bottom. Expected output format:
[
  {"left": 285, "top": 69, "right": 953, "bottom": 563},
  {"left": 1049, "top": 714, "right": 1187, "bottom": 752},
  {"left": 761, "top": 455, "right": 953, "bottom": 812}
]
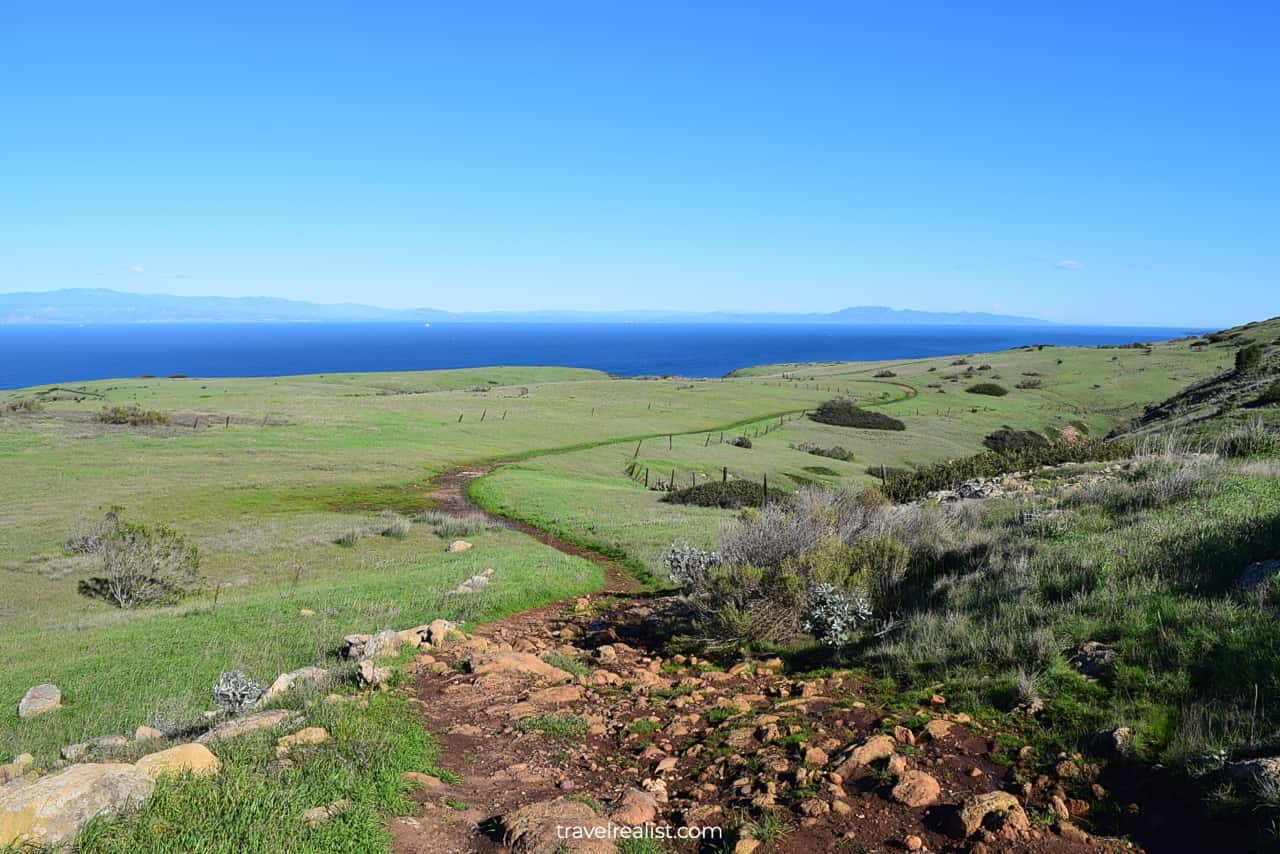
[
  {"left": 966, "top": 382, "right": 1008, "bottom": 397},
  {"left": 810, "top": 398, "right": 905, "bottom": 431},
  {"left": 77, "top": 517, "right": 202, "bottom": 608},
  {"left": 1252, "top": 381, "right": 1280, "bottom": 407},
  {"left": 792, "top": 442, "right": 853, "bottom": 461},
  {"left": 97, "top": 404, "right": 170, "bottom": 426},
  {"left": 982, "top": 428, "right": 1050, "bottom": 455},
  {"left": 662, "top": 480, "right": 786, "bottom": 509},
  {"left": 1236, "top": 342, "right": 1263, "bottom": 374}
]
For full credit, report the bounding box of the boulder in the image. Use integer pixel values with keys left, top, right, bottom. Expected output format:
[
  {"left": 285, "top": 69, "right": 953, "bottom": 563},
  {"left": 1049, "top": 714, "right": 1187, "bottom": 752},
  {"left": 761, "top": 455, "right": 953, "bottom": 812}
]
[
  {"left": 401, "top": 771, "right": 443, "bottom": 790},
  {"left": 425, "top": 619, "right": 463, "bottom": 647},
  {"left": 610, "top": 787, "right": 658, "bottom": 826},
  {"left": 135, "top": 743, "right": 221, "bottom": 779},
  {"left": 341, "top": 634, "right": 371, "bottom": 660},
  {"left": 62, "top": 735, "right": 128, "bottom": 762},
  {"left": 447, "top": 540, "right": 473, "bottom": 553},
  {"left": 358, "top": 659, "right": 392, "bottom": 688},
  {"left": 836, "top": 734, "right": 896, "bottom": 771},
  {"left": 0, "top": 763, "right": 154, "bottom": 848},
  {"left": 0, "top": 755, "right": 33, "bottom": 785},
  {"left": 454, "top": 574, "right": 491, "bottom": 594},
  {"left": 275, "top": 727, "right": 329, "bottom": 758},
  {"left": 17, "top": 684, "right": 61, "bottom": 719},
  {"left": 529, "top": 685, "right": 582, "bottom": 706},
  {"left": 468, "top": 652, "right": 572, "bottom": 682},
  {"left": 1069, "top": 642, "right": 1117, "bottom": 679},
  {"left": 134, "top": 725, "right": 165, "bottom": 742},
  {"left": 891, "top": 770, "right": 941, "bottom": 808},
  {"left": 946, "top": 790, "right": 1029, "bottom": 838},
  {"left": 197, "top": 709, "right": 299, "bottom": 744},
  {"left": 1228, "top": 756, "right": 1280, "bottom": 795},
  {"left": 303, "top": 798, "right": 351, "bottom": 828},
  {"left": 501, "top": 797, "right": 615, "bottom": 853},
  {"left": 362, "top": 629, "right": 403, "bottom": 660},
  {"left": 261, "top": 666, "right": 329, "bottom": 704}
]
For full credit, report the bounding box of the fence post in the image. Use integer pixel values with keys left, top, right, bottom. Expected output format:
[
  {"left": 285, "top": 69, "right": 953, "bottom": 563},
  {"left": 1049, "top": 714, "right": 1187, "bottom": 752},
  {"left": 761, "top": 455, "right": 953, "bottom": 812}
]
[
  {"left": 722, "top": 466, "right": 727, "bottom": 483},
  {"left": 762, "top": 474, "right": 769, "bottom": 508}
]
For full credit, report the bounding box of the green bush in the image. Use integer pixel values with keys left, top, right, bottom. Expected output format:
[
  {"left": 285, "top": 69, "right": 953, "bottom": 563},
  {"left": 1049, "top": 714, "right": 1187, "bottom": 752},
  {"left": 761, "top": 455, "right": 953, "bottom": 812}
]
[
  {"left": 97, "top": 404, "right": 170, "bottom": 426},
  {"left": 810, "top": 398, "right": 905, "bottom": 431},
  {"left": 662, "top": 480, "right": 786, "bottom": 509},
  {"left": 793, "top": 442, "right": 853, "bottom": 461},
  {"left": 77, "top": 518, "right": 202, "bottom": 608},
  {"left": 1236, "top": 342, "right": 1263, "bottom": 374},
  {"left": 681, "top": 561, "right": 807, "bottom": 651},
  {"left": 982, "top": 428, "right": 1050, "bottom": 455},
  {"left": 965, "top": 382, "right": 1008, "bottom": 397},
  {"left": 1253, "top": 381, "right": 1280, "bottom": 407}
]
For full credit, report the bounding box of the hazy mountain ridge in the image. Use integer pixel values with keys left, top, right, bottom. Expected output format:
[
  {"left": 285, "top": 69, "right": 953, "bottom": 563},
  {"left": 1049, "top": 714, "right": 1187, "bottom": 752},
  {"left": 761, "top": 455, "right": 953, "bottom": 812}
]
[{"left": 0, "top": 289, "right": 1050, "bottom": 326}]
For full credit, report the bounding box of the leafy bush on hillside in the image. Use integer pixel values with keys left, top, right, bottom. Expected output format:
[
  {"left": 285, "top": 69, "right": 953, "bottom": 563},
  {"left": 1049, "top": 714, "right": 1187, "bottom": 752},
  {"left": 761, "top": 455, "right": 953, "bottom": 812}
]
[
  {"left": 1252, "top": 381, "right": 1280, "bottom": 407},
  {"left": 792, "top": 441, "right": 854, "bottom": 461},
  {"left": 662, "top": 541, "right": 721, "bottom": 587},
  {"left": 982, "top": 428, "right": 1050, "bottom": 455},
  {"left": 1235, "top": 342, "right": 1263, "bottom": 374},
  {"left": 873, "top": 369, "right": 897, "bottom": 378},
  {"left": 77, "top": 516, "right": 202, "bottom": 608},
  {"left": 810, "top": 397, "right": 905, "bottom": 431},
  {"left": 965, "top": 382, "right": 1008, "bottom": 397},
  {"left": 661, "top": 480, "right": 785, "bottom": 509},
  {"left": 882, "top": 437, "right": 1135, "bottom": 502},
  {"left": 729, "top": 435, "right": 753, "bottom": 448},
  {"left": 97, "top": 404, "right": 170, "bottom": 426}
]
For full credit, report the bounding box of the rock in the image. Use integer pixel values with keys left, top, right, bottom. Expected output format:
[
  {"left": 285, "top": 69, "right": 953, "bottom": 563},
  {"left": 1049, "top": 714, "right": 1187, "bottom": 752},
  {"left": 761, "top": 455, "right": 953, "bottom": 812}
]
[
  {"left": 341, "top": 634, "right": 371, "bottom": 659},
  {"left": 923, "top": 719, "right": 956, "bottom": 740},
  {"left": 299, "top": 609, "right": 316, "bottom": 616},
  {"left": 468, "top": 652, "right": 572, "bottom": 682},
  {"left": 275, "top": 727, "right": 329, "bottom": 758},
  {"left": 0, "top": 763, "right": 154, "bottom": 848},
  {"left": 946, "top": 790, "right": 1029, "bottom": 839},
  {"left": 501, "top": 797, "right": 615, "bottom": 853},
  {"left": 0, "top": 755, "right": 33, "bottom": 785},
  {"left": 261, "top": 666, "right": 329, "bottom": 704},
  {"left": 197, "top": 709, "right": 299, "bottom": 744},
  {"left": 135, "top": 743, "right": 221, "bottom": 779},
  {"left": 803, "top": 746, "right": 828, "bottom": 766},
  {"left": 733, "top": 840, "right": 760, "bottom": 854},
  {"left": 401, "top": 771, "right": 443, "bottom": 790},
  {"left": 358, "top": 659, "right": 392, "bottom": 688},
  {"left": 837, "top": 734, "right": 896, "bottom": 770},
  {"left": 454, "top": 574, "right": 491, "bottom": 594},
  {"left": 905, "top": 834, "right": 924, "bottom": 852},
  {"left": 893, "top": 725, "right": 916, "bottom": 745},
  {"left": 1058, "top": 820, "right": 1090, "bottom": 843},
  {"left": 1228, "top": 756, "right": 1280, "bottom": 795},
  {"left": 17, "top": 684, "right": 61, "bottom": 718},
  {"left": 362, "top": 629, "right": 403, "bottom": 660},
  {"left": 886, "top": 754, "right": 908, "bottom": 776},
  {"left": 1088, "top": 726, "right": 1134, "bottom": 757},
  {"left": 447, "top": 540, "right": 473, "bottom": 553},
  {"left": 610, "top": 787, "right": 658, "bottom": 826},
  {"left": 134, "top": 725, "right": 165, "bottom": 742},
  {"left": 891, "top": 770, "right": 941, "bottom": 808},
  {"left": 303, "top": 798, "right": 351, "bottom": 828},
  {"left": 1069, "top": 642, "right": 1117, "bottom": 679},
  {"left": 62, "top": 735, "right": 128, "bottom": 761},
  {"left": 529, "top": 685, "right": 582, "bottom": 705}
]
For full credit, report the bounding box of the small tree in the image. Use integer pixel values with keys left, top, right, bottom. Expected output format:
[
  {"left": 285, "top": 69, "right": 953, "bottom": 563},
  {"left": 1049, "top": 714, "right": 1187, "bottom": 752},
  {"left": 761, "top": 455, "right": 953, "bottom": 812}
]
[
  {"left": 79, "top": 520, "right": 202, "bottom": 608},
  {"left": 1236, "top": 342, "right": 1263, "bottom": 374}
]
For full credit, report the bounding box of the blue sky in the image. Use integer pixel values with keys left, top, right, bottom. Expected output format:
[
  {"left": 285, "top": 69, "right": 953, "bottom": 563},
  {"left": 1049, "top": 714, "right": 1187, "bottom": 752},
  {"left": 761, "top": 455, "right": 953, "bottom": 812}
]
[{"left": 3, "top": 2, "right": 1276, "bottom": 325}]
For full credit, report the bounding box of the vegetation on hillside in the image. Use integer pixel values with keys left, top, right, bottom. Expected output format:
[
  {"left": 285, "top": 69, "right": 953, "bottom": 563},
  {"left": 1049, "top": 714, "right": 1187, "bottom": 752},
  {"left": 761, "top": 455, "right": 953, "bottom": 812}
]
[{"left": 809, "top": 397, "right": 905, "bottom": 430}]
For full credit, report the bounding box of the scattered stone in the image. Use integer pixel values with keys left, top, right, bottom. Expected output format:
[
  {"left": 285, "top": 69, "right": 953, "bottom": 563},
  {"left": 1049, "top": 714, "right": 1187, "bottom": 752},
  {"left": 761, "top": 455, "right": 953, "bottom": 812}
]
[
  {"left": 529, "top": 685, "right": 582, "bottom": 705},
  {"left": 891, "top": 770, "right": 941, "bottom": 808},
  {"left": 803, "top": 746, "right": 828, "bottom": 766},
  {"left": 303, "top": 798, "right": 351, "bottom": 828},
  {"left": 923, "top": 719, "right": 956, "bottom": 740},
  {"left": 135, "top": 743, "right": 221, "bottom": 779},
  {"left": 0, "top": 763, "right": 154, "bottom": 848},
  {"left": 299, "top": 609, "right": 316, "bottom": 617},
  {"left": 1089, "top": 726, "right": 1134, "bottom": 758},
  {"left": 62, "top": 735, "right": 128, "bottom": 762},
  {"left": 1228, "top": 756, "right": 1280, "bottom": 795},
  {"left": 197, "top": 709, "right": 299, "bottom": 744},
  {"left": 276, "top": 727, "right": 329, "bottom": 758},
  {"left": 947, "top": 790, "right": 1029, "bottom": 839},
  {"left": 501, "top": 797, "right": 614, "bottom": 853},
  {"left": 402, "top": 771, "right": 443, "bottom": 790},
  {"left": 454, "top": 574, "right": 492, "bottom": 594},
  {"left": 837, "top": 734, "right": 896, "bottom": 770},
  {"left": 17, "top": 684, "right": 61, "bottom": 719},
  {"left": 134, "top": 725, "right": 164, "bottom": 742},
  {"left": 611, "top": 787, "right": 658, "bottom": 826},
  {"left": 447, "top": 540, "right": 473, "bottom": 553},
  {"left": 468, "top": 652, "right": 572, "bottom": 682},
  {"left": 358, "top": 659, "right": 392, "bottom": 688},
  {"left": 0, "top": 754, "right": 33, "bottom": 785},
  {"left": 904, "top": 834, "right": 924, "bottom": 852},
  {"left": 261, "top": 666, "right": 329, "bottom": 704},
  {"left": 341, "top": 634, "right": 371, "bottom": 659},
  {"left": 1069, "top": 642, "right": 1117, "bottom": 679},
  {"left": 893, "top": 725, "right": 915, "bottom": 745},
  {"left": 362, "top": 629, "right": 403, "bottom": 660}
]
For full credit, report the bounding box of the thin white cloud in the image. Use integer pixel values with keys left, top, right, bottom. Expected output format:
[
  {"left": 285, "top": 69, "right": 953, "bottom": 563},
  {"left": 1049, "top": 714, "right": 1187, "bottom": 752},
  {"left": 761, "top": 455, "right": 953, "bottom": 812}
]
[
  {"left": 129, "top": 264, "right": 144, "bottom": 273},
  {"left": 1054, "top": 259, "right": 1084, "bottom": 271}
]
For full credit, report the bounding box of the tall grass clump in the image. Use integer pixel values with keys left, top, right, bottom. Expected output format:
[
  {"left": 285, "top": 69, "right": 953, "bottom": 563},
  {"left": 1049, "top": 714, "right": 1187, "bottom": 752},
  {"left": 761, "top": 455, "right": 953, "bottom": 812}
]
[{"left": 97, "top": 404, "right": 170, "bottom": 426}]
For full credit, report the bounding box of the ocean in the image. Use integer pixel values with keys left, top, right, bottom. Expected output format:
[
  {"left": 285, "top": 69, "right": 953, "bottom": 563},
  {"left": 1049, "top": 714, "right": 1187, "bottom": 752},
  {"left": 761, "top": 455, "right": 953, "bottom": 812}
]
[{"left": 0, "top": 322, "right": 1205, "bottom": 390}]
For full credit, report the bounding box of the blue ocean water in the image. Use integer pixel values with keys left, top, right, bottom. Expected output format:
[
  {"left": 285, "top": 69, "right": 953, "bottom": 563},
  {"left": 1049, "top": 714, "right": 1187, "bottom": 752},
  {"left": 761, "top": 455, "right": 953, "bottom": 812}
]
[{"left": 0, "top": 322, "right": 1205, "bottom": 390}]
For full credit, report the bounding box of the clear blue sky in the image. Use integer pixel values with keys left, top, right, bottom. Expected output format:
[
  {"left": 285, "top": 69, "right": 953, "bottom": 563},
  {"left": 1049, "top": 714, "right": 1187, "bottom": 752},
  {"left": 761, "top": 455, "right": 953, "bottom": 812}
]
[{"left": 3, "top": 1, "right": 1276, "bottom": 325}]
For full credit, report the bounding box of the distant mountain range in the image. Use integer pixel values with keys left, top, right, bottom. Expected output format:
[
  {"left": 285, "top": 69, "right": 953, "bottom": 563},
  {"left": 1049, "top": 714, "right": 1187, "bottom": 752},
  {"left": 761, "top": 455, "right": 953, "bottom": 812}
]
[{"left": 0, "top": 288, "right": 1051, "bottom": 326}]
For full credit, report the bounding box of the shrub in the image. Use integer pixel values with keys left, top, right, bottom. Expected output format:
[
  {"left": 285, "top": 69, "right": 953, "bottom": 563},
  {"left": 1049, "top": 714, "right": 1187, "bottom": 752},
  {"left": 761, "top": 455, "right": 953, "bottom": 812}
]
[
  {"left": 1015, "top": 377, "right": 1043, "bottom": 389},
  {"left": 729, "top": 435, "right": 753, "bottom": 448},
  {"left": 1236, "top": 342, "right": 1263, "bottom": 374},
  {"left": 681, "top": 561, "right": 807, "bottom": 650},
  {"left": 982, "top": 428, "right": 1050, "bottom": 455},
  {"left": 97, "top": 404, "right": 170, "bottom": 426},
  {"left": 873, "top": 369, "right": 897, "bottom": 378},
  {"left": 378, "top": 510, "right": 411, "bottom": 538},
  {"left": 334, "top": 527, "right": 367, "bottom": 546},
  {"left": 854, "top": 485, "right": 890, "bottom": 507},
  {"left": 1253, "top": 381, "right": 1280, "bottom": 407},
  {"left": 966, "top": 383, "right": 1008, "bottom": 397},
  {"left": 663, "top": 541, "right": 721, "bottom": 587},
  {"left": 792, "top": 442, "right": 853, "bottom": 461},
  {"left": 3, "top": 397, "right": 44, "bottom": 413},
  {"left": 802, "top": 584, "right": 871, "bottom": 647},
  {"left": 810, "top": 398, "right": 905, "bottom": 431},
  {"left": 415, "top": 509, "right": 499, "bottom": 538},
  {"left": 77, "top": 518, "right": 202, "bottom": 608},
  {"left": 1215, "top": 416, "right": 1280, "bottom": 458},
  {"left": 65, "top": 508, "right": 122, "bottom": 554},
  {"left": 661, "top": 480, "right": 785, "bottom": 509}
]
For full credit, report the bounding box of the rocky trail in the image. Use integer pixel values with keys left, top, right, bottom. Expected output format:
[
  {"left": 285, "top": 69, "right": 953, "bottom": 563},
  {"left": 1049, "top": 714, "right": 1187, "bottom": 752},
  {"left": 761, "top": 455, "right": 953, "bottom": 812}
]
[{"left": 389, "top": 469, "right": 1139, "bottom": 854}]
